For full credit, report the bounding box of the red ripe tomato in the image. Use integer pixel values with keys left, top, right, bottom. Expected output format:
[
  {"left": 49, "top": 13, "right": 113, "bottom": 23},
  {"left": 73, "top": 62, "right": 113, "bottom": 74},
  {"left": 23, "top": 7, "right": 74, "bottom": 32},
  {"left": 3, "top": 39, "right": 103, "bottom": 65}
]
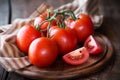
[
  {"left": 34, "top": 12, "right": 57, "bottom": 36},
  {"left": 34, "top": 11, "right": 63, "bottom": 35},
  {"left": 66, "top": 14, "right": 94, "bottom": 43},
  {"left": 16, "top": 25, "right": 41, "bottom": 54},
  {"left": 84, "top": 35, "right": 103, "bottom": 55},
  {"left": 34, "top": 16, "right": 49, "bottom": 31},
  {"left": 39, "top": 11, "right": 57, "bottom": 26},
  {"left": 73, "top": 19, "right": 94, "bottom": 43},
  {"left": 34, "top": 16, "right": 49, "bottom": 37},
  {"left": 50, "top": 27, "right": 78, "bottom": 55},
  {"left": 79, "top": 14, "right": 93, "bottom": 27},
  {"left": 28, "top": 37, "right": 58, "bottom": 67},
  {"left": 63, "top": 47, "right": 89, "bottom": 65},
  {"left": 49, "top": 26, "right": 59, "bottom": 37},
  {"left": 65, "top": 17, "right": 75, "bottom": 28}
]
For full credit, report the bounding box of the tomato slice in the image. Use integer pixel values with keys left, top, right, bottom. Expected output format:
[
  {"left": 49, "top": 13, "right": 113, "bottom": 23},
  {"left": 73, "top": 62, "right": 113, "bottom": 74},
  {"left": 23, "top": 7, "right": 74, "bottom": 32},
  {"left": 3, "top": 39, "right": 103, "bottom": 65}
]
[
  {"left": 63, "top": 47, "right": 89, "bottom": 65},
  {"left": 84, "top": 35, "right": 103, "bottom": 55}
]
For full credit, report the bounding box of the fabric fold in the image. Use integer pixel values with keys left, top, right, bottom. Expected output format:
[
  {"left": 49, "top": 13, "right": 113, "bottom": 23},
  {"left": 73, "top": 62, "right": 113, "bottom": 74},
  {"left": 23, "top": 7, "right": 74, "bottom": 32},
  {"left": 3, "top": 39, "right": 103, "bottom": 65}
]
[{"left": 0, "top": 0, "right": 103, "bottom": 72}]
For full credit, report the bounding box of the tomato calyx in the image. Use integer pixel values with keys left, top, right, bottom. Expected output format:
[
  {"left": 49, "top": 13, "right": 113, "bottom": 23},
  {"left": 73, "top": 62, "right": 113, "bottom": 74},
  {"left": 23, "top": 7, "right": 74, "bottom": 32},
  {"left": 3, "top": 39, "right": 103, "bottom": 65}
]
[
  {"left": 36, "top": 10, "right": 77, "bottom": 29},
  {"left": 35, "top": 10, "right": 78, "bottom": 38}
]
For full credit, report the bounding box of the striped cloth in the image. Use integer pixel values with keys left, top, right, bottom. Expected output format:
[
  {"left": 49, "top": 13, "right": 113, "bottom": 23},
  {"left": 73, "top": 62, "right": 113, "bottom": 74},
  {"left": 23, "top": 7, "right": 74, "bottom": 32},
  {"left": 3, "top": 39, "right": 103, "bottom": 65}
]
[{"left": 0, "top": 0, "right": 103, "bottom": 72}]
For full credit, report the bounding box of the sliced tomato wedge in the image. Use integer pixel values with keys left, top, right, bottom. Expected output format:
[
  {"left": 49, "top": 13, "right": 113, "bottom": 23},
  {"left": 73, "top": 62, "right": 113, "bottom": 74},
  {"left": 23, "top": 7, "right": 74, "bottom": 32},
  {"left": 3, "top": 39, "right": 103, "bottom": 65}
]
[
  {"left": 63, "top": 47, "right": 89, "bottom": 65},
  {"left": 84, "top": 35, "right": 103, "bottom": 55}
]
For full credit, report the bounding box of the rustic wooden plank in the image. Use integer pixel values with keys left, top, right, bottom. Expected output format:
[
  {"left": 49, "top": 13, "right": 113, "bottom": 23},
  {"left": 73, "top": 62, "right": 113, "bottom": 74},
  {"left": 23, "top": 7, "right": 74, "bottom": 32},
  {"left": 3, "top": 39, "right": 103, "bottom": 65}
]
[
  {"left": 11, "top": 0, "right": 73, "bottom": 21},
  {"left": 6, "top": 72, "right": 28, "bottom": 80},
  {"left": 95, "top": 0, "right": 120, "bottom": 80},
  {"left": 0, "top": 0, "right": 9, "bottom": 80},
  {"left": 0, "top": 0, "right": 9, "bottom": 25},
  {"left": 11, "top": 0, "right": 45, "bottom": 20},
  {"left": 0, "top": 67, "right": 8, "bottom": 80},
  {"left": 46, "top": 0, "right": 73, "bottom": 9}
]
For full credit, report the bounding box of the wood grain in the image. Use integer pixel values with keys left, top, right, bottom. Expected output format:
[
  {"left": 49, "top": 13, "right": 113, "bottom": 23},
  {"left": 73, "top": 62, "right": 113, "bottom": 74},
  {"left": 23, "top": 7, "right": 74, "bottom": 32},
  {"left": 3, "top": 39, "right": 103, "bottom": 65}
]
[
  {"left": 11, "top": 0, "right": 73, "bottom": 21},
  {"left": 0, "top": 0, "right": 9, "bottom": 25},
  {"left": 0, "top": 0, "right": 9, "bottom": 80},
  {"left": 15, "top": 34, "right": 113, "bottom": 80}
]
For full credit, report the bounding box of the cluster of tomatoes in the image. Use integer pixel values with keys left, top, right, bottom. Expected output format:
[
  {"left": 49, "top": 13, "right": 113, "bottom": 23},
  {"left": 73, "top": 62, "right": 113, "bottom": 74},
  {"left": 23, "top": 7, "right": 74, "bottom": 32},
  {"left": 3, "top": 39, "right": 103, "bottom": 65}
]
[{"left": 16, "top": 10, "right": 103, "bottom": 67}]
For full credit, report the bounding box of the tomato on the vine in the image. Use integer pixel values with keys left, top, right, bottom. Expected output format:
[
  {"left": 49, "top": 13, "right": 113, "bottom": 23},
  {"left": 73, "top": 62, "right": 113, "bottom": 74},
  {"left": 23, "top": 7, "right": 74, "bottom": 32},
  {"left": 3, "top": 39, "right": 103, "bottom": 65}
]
[
  {"left": 65, "top": 17, "right": 75, "bottom": 28},
  {"left": 49, "top": 26, "right": 59, "bottom": 37},
  {"left": 50, "top": 27, "right": 78, "bottom": 55},
  {"left": 34, "top": 16, "right": 49, "bottom": 31},
  {"left": 34, "top": 12, "right": 57, "bottom": 29},
  {"left": 63, "top": 47, "right": 89, "bottom": 65},
  {"left": 79, "top": 14, "right": 93, "bottom": 27},
  {"left": 34, "top": 11, "right": 62, "bottom": 36},
  {"left": 28, "top": 37, "right": 58, "bottom": 67},
  {"left": 84, "top": 35, "right": 103, "bottom": 55},
  {"left": 66, "top": 14, "right": 94, "bottom": 43},
  {"left": 16, "top": 25, "right": 41, "bottom": 54}
]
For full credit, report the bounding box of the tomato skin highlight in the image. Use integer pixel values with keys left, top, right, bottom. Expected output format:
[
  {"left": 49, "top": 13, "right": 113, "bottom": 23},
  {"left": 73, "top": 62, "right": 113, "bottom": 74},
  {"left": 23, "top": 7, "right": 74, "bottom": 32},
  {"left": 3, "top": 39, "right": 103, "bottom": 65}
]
[
  {"left": 34, "top": 12, "right": 61, "bottom": 37},
  {"left": 50, "top": 27, "right": 78, "bottom": 55},
  {"left": 73, "top": 19, "right": 94, "bottom": 43},
  {"left": 34, "top": 16, "right": 49, "bottom": 37},
  {"left": 66, "top": 14, "right": 94, "bottom": 43},
  {"left": 63, "top": 47, "right": 89, "bottom": 65},
  {"left": 79, "top": 14, "right": 93, "bottom": 27},
  {"left": 16, "top": 25, "right": 41, "bottom": 54},
  {"left": 28, "top": 37, "right": 58, "bottom": 67},
  {"left": 84, "top": 35, "right": 103, "bottom": 55}
]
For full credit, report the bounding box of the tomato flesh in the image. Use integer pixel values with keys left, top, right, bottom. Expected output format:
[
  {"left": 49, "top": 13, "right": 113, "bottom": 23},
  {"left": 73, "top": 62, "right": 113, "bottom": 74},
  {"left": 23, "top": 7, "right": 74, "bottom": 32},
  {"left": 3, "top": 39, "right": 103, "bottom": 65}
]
[
  {"left": 63, "top": 47, "right": 89, "bottom": 65},
  {"left": 84, "top": 35, "right": 103, "bottom": 55}
]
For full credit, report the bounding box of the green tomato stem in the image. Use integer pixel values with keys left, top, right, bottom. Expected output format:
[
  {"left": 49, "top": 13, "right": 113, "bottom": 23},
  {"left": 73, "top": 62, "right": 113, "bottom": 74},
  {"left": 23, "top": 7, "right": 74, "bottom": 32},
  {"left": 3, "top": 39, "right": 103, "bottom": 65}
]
[
  {"left": 66, "top": 10, "right": 77, "bottom": 20},
  {"left": 36, "top": 10, "right": 77, "bottom": 34}
]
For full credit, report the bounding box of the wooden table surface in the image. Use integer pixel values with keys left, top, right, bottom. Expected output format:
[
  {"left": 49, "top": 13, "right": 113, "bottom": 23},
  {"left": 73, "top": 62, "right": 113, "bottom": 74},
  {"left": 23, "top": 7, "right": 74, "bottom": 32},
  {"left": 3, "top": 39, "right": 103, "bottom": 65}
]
[{"left": 0, "top": 0, "right": 120, "bottom": 80}]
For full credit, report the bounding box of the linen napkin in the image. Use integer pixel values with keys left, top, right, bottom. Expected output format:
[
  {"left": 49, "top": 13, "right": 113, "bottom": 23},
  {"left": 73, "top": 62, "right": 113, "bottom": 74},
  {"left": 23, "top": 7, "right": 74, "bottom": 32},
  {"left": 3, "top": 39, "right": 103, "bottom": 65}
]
[{"left": 0, "top": 0, "right": 103, "bottom": 72}]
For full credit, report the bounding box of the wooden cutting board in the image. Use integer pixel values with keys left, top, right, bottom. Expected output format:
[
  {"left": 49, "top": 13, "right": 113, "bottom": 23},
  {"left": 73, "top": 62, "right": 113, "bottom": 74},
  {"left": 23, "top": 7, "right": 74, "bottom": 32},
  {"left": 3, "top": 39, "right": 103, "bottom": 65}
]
[{"left": 15, "top": 33, "right": 113, "bottom": 79}]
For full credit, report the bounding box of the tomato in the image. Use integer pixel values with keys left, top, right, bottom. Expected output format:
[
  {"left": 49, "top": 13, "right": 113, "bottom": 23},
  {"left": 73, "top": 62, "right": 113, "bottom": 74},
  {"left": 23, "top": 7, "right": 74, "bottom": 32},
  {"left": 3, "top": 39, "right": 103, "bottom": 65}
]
[
  {"left": 34, "top": 12, "right": 57, "bottom": 30},
  {"left": 50, "top": 27, "right": 78, "bottom": 55},
  {"left": 34, "top": 11, "right": 62, "bottom": 36},
  {"left": 16, "top": 25, "right": 41, "bottom": 54},
  {"left": 63, "top": 47, "right": 89, "bottom": 65},
  {"left": 28, "top": 37, "right": 58, "bottom": 67},
  {"left": 49, "top": 26, "right": 59, "bottom": 37},
  {"left": 79, "top": 14, "right": 93, "bottom": 27},
  {"left": 34, "top": 16, "right": 49, "bottom": 31},
  {"left": 65, "top": 17, "right": 75, "bottom": 28},
  {"left": 84, "top": 35, "right": 103, "bottom": 55},
  {"left": 66, "top": 14, "right": 94, "bottom": 43},
  {"left": 34, "top": 16, "right": 49, "bottom": 37}
]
